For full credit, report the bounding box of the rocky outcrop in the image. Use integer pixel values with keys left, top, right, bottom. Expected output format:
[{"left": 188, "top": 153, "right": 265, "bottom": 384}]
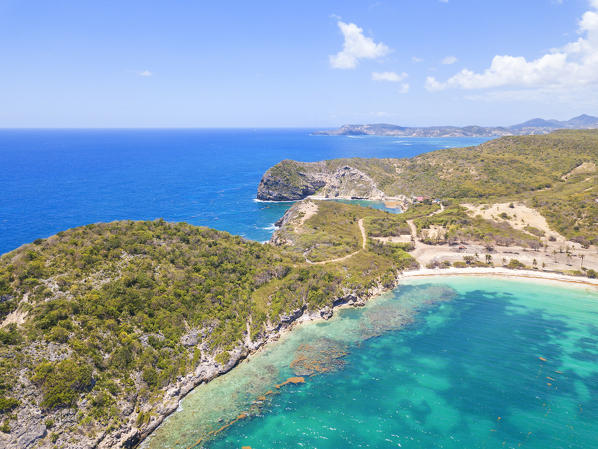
[
  {"left": 257, "top": 160, "right": 386, "bottom": 201},
  {"left": 258, "top": 174, "right": 326, "bottom": 201}
]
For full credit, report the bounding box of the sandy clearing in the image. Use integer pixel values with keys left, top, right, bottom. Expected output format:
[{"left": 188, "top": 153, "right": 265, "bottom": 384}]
[
  {"left": 561, "top": 162, "right": 596, "bottom": 180},
  {"left": 463, "top": 202, "right": 564, "bottom": 242},
  {"left": 296, "top": 201, "right": 319, "bottom": 227},
  {"left": 1, "top": 307, "right": 27, "bottom": 328},
  {"left": 408, "top": 240, "right": 598, "bottom": 273}
]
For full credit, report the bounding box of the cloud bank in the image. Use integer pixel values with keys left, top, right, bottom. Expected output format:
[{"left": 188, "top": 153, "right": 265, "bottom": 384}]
[{"left": 426, "top": 0, "right": 598, "bottom": 93}]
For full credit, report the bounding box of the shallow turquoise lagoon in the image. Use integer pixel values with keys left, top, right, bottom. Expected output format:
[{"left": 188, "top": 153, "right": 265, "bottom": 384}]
[{"left": 144, "top": 277, "right": 598, "bottom": 449}]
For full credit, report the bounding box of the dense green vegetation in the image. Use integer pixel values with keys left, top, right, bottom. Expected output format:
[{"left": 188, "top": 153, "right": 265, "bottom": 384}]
[
  {"left": 351, "top": 130, "right": 597, "bottom": 199},
  {"left": 0, "top": 208, "right": 416, "bottom": 439},
  {"left": 529, "top": 171, "right": 598, "bottom": 247},
  {"left": 365, "top": 203, "right": 440, "bottom": 238},
  {"left": 274, "top": 201, "right": 363, "bottom": 262},
  {"left": 271, "top": 201, "right": 418, "bottom": 266}
]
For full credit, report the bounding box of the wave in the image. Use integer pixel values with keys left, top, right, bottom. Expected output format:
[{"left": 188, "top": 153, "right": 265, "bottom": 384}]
[
  {"left": 253, "top": 198, "right": 296, "bottom": 203},
  {"left": 261, "top": 223, "right": 278, "bottom": 231}
]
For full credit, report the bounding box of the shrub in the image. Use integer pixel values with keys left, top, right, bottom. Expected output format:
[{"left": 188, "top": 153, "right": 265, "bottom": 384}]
[
  {"left": 142, "top": 366, "right": 158, "bottom": 387},
  {"left": 507, "top": 259, "right": 526, "bottom": 270},
  {"left": 215, "top": 351, "right": 230, "bottom": 366},
  {"left": 49, "top": 326, "right": 69, "bottom": 343},
  {"left": 0, "top": 396, "right": 20, "bottom": 414},
  {"left": 0, "top": 324, "right": 21, "bottom": 345},
  {"left": 32, "top": 359, "right": 93, "bottom": 409},
  {"left": 524, "top": 225, "right": 545, "bottom": 237}
]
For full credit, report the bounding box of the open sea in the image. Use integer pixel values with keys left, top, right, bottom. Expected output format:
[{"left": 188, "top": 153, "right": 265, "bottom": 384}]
[
  {"left": 2, "top": 130, "right": 597, "bottom": 449},
  {"left": 0, "top": 129, "right": 487, "bottom": 255}
]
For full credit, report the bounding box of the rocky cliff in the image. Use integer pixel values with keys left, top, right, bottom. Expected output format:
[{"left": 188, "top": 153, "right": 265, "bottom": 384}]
[{"left": 257, "top": 159, "right": 387, "bottom": 201}]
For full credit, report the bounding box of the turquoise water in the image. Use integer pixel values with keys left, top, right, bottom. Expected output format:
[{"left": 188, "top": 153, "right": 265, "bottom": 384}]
[{"left": 144, "top": 277, "right": 598, "bottom": 449}]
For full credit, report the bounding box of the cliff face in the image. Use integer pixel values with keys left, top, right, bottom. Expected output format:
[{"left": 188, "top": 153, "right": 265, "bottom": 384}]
[
  {"left": 256, "top": 161, "right": 327, "bottom": 201},
  {"left": 257, "top": 160, "right": 387, "bottom": 201}
]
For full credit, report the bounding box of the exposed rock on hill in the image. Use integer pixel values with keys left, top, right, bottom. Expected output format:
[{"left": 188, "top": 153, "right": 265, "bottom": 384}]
[{"left": 257, "top": 160, "right": 386, "bottom": 201}]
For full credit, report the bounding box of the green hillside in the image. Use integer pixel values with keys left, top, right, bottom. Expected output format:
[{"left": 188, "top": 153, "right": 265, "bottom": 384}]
[{"left": 0, "top": 213, "right": 414, "bottom": 447}]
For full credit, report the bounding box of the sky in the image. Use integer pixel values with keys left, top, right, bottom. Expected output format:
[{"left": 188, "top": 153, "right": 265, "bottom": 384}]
[{"left": 0, "top": 0, "right": 597, "bottom": 127}]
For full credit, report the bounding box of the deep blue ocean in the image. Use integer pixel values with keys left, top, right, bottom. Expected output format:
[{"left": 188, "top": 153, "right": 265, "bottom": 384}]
[{"left": 0, "top": 129, "right": 487, "bottom": 254}]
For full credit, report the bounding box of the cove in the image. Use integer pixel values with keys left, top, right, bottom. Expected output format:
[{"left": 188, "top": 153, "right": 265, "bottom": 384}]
[{"left": 143, "top": 276, "right": 598, "bottom": 449}]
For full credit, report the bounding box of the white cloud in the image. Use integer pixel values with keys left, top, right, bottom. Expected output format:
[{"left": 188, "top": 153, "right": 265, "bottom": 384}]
[
  {"left": 138, "top": 70, "right": 152, "bottom": 77},
  {"left": 412, "top": 56, "right": 423, "bottom": 63},
  {"left": 426, "top": 0, "right": 598, "bottom": 92},
  {"left": 441, "top": 56, "right": 458, "bottom": 65},
  {"left": 372, "top": 71, "right": 408, "bottom": 82},
  {"left": 399, "top": 83, "right": 410, "bottom": 94},
  {"left": 329, "top": 21, "right": 390, "bottom": 69}
]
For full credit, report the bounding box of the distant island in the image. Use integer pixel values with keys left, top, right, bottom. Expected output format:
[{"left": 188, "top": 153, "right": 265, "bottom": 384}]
[{"left": 313, "top": 114, "right": 598, "bottom": 137}]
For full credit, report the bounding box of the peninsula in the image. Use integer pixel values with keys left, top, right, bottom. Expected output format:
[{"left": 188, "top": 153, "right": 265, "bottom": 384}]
[{"left": 258, "top": 130, "right": 598, "bottom": 275}]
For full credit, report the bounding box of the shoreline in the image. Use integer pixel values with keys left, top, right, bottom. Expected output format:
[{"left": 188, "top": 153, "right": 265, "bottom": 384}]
[
  {"left": 399, "top": 267, "right": 598, "bottom": 288},
  {"left": 137, "top": 267, "right": 597, "bottom": 449}
]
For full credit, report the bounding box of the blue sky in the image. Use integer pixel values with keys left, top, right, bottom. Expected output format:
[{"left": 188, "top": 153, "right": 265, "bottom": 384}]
[{"left": 0, "top": 0, "right": 597, "bottom": 127}]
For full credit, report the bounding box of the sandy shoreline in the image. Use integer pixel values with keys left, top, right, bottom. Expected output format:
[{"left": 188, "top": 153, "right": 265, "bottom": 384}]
[{"left": 399, "top": 267, "right": 598, "bottom": 288}]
